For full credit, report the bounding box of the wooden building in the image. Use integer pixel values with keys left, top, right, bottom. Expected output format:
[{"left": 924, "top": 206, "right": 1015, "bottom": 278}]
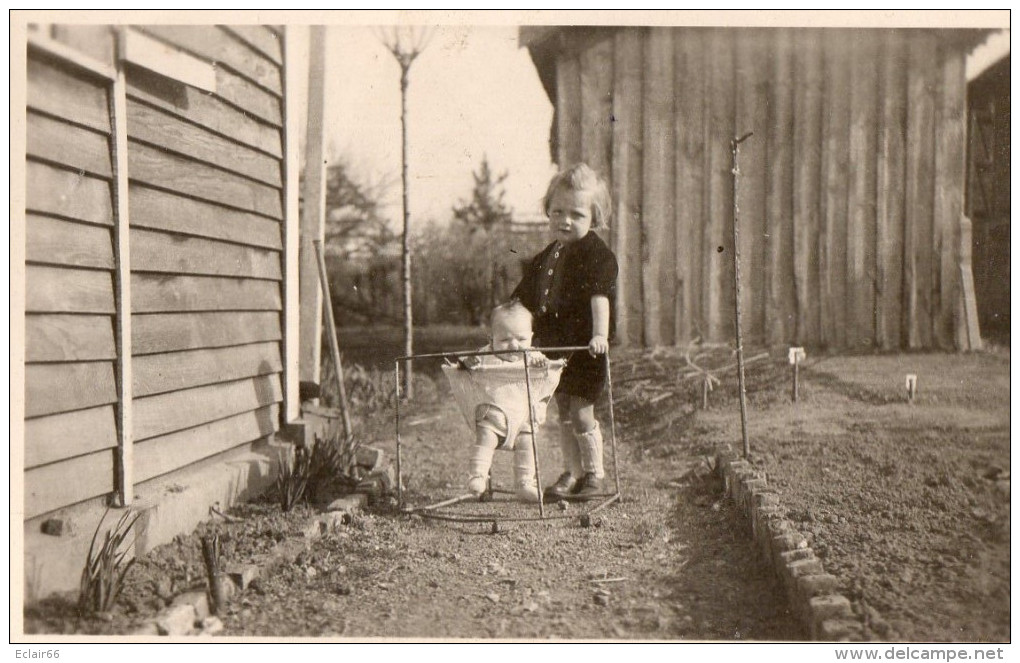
[
  {"left": 21, "top": 23, "right": 304, "bottom": 596},
  {"left": 966, "top": 55, "right": 1010, "bottom": 343},
  {"left": 521, "top": 26, "right": 988, "bottom": 351}
]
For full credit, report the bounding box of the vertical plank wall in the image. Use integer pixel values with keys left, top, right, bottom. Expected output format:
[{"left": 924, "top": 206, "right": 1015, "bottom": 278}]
[
  {"left": 124, "top": 25, "right": 285, "bottom": 483},
  {"left": 551, "top": 27, "right": 972, "bottom": 350},
  {"left": 24, "top": 25, "right": 289, "bottom": 520},
  {"left": 24, "top": 51, "right": 119, "bottom": 518}
]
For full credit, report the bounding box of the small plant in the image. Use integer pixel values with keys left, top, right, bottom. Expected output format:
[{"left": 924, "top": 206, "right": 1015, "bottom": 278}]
[
  {"left": 276, "top": 446, "right": 311, "bottom": 512},
  {"left": 78, "top": 508, "right": 142, "bottom": 616}
]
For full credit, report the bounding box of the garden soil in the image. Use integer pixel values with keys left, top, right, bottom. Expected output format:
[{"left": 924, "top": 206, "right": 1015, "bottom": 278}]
[{"left": 24, "top": 343, "right": 1009, "bottom": 642}]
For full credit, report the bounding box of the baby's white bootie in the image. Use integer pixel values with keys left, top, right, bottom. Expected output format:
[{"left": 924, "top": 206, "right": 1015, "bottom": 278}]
[
  {"left": 467, "top": 443, "right": 496, "bottom": 496},
  {"left": 513, "top": 436, "right": 540, "bottom": 502}
]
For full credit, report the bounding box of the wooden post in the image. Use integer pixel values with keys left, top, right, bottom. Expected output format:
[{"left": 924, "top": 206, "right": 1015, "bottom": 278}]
[
  {"left": 731, "top": 132, "right": 753, "bottom": 459},
  {"left": 299, "top": 26, "right": 328, "bottom": 392},
  {"left": 281, "top": 26, "right": 302, "bottom": 422},
  {"left": 111, "top": 28, "right": 133, "bottom": 506}
]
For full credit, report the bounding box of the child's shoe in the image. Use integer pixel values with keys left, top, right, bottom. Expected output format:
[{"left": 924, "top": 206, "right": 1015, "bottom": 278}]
[
  {"left": 543, "top": 472, "right": 577, "bottom": 501},
  {"left": 573, "top": 471, "right": 604, "bottom": 501}
]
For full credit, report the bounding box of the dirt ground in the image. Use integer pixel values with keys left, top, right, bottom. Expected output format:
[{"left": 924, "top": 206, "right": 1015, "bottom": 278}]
[{"left": 22, "top": 331, "right": 1009, "bottom": 642}]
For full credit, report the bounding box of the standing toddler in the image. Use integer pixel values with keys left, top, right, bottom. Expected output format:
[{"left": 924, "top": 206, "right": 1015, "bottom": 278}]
[{"left": 512, "top": 163, "right": 619, "bottom": 501}]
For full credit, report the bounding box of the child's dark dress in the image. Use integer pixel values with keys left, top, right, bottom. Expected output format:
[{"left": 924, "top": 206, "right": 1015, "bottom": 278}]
[{"left": 512, "top": 231, "right": 618, "bottom": 403}]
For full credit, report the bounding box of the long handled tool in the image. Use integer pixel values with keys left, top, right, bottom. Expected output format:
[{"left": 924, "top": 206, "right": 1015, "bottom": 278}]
[
  {"left": 313, "top": 239, "right": 353, "bottom": 442},
  {"left": 730, "top": 132, "right": 753, "bottom": 459}
]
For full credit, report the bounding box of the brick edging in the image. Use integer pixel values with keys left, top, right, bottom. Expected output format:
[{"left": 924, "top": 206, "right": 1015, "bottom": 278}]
[{"left": 714, "top": 446, "right": 867, "bottom": 641}]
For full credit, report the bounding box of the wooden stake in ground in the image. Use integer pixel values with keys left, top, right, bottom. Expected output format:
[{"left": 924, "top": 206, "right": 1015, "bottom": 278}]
[
  {"left": 730, "top": 132, "right": 753, "bottom": 458},
  {"left": 313, "top": 239, "right": 353, "bottom": 441},
  {"left": 201, "top": 534, "right": 223, "bottom": 614}
]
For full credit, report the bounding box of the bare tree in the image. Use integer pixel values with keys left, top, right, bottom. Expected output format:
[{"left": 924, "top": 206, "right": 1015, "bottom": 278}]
[{"left": 378, "top": 26, "right": 433, "bottom": 399}]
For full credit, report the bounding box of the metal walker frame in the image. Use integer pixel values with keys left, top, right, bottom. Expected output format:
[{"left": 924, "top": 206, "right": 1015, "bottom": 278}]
[{"left": 394, "top": 346, "right": 622, "bottom": 526}]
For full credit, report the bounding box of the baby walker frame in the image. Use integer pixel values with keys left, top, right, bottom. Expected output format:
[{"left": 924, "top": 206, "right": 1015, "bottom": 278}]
[{"left": 394, "top": 346, "right": 622, "bottom": 527}]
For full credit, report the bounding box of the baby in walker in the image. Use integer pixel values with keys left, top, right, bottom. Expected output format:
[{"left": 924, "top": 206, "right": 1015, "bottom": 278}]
[{"left": 452, "top": 301, "right": 556, "bottom": 502}]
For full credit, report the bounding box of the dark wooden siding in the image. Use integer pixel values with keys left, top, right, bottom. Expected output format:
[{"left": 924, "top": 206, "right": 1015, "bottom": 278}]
[{"left": 545, "top": 27, "right": 974, "bottom": 350}]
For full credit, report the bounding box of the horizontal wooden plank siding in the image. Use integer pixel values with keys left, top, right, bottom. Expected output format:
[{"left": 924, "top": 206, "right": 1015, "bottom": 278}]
[
  {"left": 51, "top": 25, "right": 116, "bottom": 67},
  {"left": 25, "top": 450, "right": 114, "bottom": 519},
  {"left": 25, "top": 314, "right": 116, "bottom": 362},
  {"left": 130, "top": 228, "right": 282, "bottom": 279},
  {"left": 125, "top": 67, "right": 282, "bottom": 157},
  {"left": 133, "top": 341, "right": 282, "bottom": 397},
  {"left": 26, "top": 265, "right": 115, "bottom": 313},
  {"left": 24, "top": 405, "right": 118, "bottom": 468},
  {"left": 223, "top": 25, "right": 283, "bottom": 65},
  {"left": 25, "top": 161, "right": 113, "bottom": 225},
  {"left": 128, "top": 141, "right": 283, "bottom": 218},
  {"left": 133, "top": 373, "right": 282, "bottom": 441},
  {"left": 134, "top": 405, "right": 278, "bottom": 482},
  {"left": 27, "top": 55, "right": 110, "bottom": 133},
  {"left": 128, "top": 185, "right": 282, "bottom": 249},
  {"left": 214, "top": 67, "right": 282, "bottom": 126},
  {"left": 132, "top": 311, "right": 281, "bottom": 355},
  {"left": 138, "top": 25, "right": 283, "bottom": 95},
  {"left": 126, "top": 99, "right": 282, "bottom": 186},
  {"left": 25, "top": 361, "right": 117, "bottom": 418},
  {"left": 27, "top": 112, "right": 112, "bottom": 177},
  {"left": 26, "top": 214, "right": 113, "bottom": 269},
  {"left": 23, "top": 22, "right": 291, "bottom": 520},
  {"left": 131, "top": 274, "right": 281, "bottom": 312}
]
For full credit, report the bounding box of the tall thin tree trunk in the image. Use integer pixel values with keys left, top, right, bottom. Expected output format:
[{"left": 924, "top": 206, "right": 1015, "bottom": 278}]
[{"left": 400, "top": 66, "right": 414, "bottom": 399}]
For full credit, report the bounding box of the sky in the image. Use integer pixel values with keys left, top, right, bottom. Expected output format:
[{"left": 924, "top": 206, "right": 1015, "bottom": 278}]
[{"left": 315, "top": 25, "right": 557, "bottom": 227}]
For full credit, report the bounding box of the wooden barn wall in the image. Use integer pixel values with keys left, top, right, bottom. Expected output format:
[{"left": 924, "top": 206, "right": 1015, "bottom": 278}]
[
  {"left": 24, "top": 25, "right": 287, "bottom": 519},
  {"left": 553, "top": 27, "right": 970, "bottom": 350}
]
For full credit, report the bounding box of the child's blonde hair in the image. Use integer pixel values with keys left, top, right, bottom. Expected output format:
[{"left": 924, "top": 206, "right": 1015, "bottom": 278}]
[
  {"left": 542, "top": 163, "right": 612, "bottom": 230},
  {"left": 491, "top": 300, "right": 533, "bottom": 330}
]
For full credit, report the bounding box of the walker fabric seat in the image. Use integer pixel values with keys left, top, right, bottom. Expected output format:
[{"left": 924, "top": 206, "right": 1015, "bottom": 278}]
[{"left": 441, "top": 358, "right": 566, "bottom": 437}]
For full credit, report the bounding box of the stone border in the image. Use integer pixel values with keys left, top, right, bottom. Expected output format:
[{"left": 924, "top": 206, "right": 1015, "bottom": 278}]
[{"left": 714, "top": 446, "right": 867, "bottom": 641}]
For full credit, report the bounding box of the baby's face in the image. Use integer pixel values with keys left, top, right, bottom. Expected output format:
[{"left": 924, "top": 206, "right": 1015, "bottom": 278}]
[{"left": 491, "top": 316, "right": 534, "bottom": 354}]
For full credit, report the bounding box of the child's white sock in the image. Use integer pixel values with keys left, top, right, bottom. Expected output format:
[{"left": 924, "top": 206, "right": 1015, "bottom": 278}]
[{"left": 575, "top": 422, "right": 605, "bottom": 479}]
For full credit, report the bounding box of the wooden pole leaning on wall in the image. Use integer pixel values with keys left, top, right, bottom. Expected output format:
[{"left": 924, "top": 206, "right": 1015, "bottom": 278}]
[
  {"left": 730, "top": 132, "right": 754, "bottom": 459},
  {"left": 313, "top": 240, "right": 353, "bottom": 442}
]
